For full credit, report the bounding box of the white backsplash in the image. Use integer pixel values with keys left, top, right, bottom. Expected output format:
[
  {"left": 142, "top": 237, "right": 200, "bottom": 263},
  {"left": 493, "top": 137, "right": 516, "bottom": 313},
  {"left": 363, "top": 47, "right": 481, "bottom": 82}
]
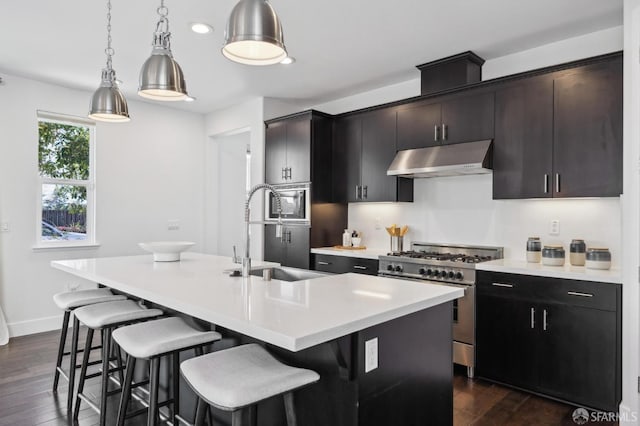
[{"left": 348, "top": 174, "right": 621, "bottom": 266}]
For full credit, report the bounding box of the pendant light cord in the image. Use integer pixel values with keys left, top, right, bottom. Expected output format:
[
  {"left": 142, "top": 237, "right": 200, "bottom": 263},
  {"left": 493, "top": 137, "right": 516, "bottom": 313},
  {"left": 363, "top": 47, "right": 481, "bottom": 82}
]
[{"left": 105, "top": 0, "right": 115, "bottom": 72}]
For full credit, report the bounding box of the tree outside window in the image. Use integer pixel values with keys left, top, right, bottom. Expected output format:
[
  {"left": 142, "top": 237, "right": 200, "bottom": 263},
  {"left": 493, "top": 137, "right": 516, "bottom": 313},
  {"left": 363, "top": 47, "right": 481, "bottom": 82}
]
[{"left": 37, "top": 113, "right": 95, "bottom": 246}]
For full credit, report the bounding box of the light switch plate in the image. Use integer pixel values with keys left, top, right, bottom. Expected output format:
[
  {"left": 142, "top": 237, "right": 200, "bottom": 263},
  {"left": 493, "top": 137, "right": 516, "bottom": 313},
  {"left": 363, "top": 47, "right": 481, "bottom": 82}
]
[
  {"left": 167, "top": 220, "right": 180, "bottom": 231},
  {"left": 365, "top": 337, "right": 378, "bottom": 373},
  {"left": 0, "top": 222, "right": 8, "bottom": 232},
  {"left": 549, "top": 219, "right": 560, "bottom": 236}
]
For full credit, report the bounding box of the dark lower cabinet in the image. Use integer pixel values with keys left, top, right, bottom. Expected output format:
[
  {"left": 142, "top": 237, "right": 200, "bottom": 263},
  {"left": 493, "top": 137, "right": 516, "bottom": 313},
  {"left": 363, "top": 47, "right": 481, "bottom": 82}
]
[
  {"left": 264, "top": 225, "right": 310, "bottom": 269},
  {"left": 476, "top": 271, "right": 621, "bottom": 412},
  {"left": 313, "top": 253, "right": 379, "bottom": 276}
]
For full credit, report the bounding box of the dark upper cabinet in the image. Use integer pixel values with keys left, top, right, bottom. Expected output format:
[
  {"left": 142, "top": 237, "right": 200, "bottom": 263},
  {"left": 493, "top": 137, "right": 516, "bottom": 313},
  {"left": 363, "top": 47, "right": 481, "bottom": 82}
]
[
  {"left": 553, "top": 58, "right": 623, "bottom": 197},
  {"left": 493, "top": 76, "right": 554, "bottom": 199},
  {"left": 493, "top": 54, "right": 622, "bottom": 199},
  {"left": 265, "top": 111, "right": 334, "bottom": 202},
  {"left": 264, "top": 114, "right": 313, "bottom": 185},
  {"left": 396, "top": 102, "right": 441, "bottom": 150},
  {"left": 476, "top": 271, "right": 621, "bottom": 412},
  {"left": 396, "top": 91, "right": 494, "bottom": 150},
  {"left": 333, "top": 108, "right": 413, "bottom": 203}
]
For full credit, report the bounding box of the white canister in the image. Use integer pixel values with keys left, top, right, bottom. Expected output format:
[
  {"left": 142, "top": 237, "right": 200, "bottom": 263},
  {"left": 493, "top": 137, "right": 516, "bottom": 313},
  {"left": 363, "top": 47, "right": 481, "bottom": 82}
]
[{"left": 342, "top": 229, "right": 351, "bottom": 247}]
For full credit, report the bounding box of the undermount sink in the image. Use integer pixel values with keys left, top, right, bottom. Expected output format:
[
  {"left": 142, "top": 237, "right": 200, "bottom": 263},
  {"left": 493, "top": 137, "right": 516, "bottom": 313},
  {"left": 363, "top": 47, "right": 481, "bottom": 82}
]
[{"left": 250, "top": 266, "right": 331, "bottom": 282}]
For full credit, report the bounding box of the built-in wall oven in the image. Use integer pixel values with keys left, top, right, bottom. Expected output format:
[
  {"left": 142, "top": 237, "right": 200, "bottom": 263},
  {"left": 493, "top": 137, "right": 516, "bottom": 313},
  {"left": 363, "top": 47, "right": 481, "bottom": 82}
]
[
  {"left": 264, "top": 183, "right": 311, "bottom": 225},
  {"left": 378, "top": 242, "right": 503, "bottom": 378}
]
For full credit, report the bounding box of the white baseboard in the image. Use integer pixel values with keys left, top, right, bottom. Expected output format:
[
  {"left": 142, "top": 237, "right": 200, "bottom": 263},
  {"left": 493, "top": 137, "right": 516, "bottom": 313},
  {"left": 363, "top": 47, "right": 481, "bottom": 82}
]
[{"left": 7, "top": 314, "right": 63, "bottom": 338}]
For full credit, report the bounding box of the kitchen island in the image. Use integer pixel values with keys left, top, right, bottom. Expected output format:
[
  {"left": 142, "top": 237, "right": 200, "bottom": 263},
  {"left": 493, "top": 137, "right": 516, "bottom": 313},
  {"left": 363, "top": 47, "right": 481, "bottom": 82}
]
[{"left": 52, "top": 253, "right": 463, "bottom": 425}]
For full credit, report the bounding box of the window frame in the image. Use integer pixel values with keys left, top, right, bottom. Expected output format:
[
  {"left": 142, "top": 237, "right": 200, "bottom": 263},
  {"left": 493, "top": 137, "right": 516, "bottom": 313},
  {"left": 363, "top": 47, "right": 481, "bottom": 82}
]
[{"left": 34, "top": 111, "right": 97, "bottom": 249}]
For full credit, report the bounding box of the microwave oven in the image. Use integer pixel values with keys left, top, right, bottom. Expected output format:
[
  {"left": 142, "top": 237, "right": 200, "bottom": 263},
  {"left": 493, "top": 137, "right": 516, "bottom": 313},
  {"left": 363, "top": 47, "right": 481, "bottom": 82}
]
[{"left": 265, "top": 183, "right": 311, "bottom": 224}]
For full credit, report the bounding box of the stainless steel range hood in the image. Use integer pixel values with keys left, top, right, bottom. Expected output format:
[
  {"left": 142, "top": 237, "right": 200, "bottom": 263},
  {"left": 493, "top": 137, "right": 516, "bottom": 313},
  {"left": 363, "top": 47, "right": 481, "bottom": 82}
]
[{"left": 387, "top": 140, "right": 493, "bottom": 178}]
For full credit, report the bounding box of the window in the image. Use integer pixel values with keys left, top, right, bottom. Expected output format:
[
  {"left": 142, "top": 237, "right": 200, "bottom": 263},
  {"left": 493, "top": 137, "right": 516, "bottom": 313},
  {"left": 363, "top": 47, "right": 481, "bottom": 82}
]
[{"left": 36, "top": 112, "right": 96, "bottom": 247}]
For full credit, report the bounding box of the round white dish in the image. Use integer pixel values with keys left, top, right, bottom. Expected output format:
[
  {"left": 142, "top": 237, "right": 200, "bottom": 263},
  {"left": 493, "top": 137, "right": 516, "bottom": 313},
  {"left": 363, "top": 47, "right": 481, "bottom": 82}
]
[{"left": 138, "top": 241, "right": 195, "bottom": 262}]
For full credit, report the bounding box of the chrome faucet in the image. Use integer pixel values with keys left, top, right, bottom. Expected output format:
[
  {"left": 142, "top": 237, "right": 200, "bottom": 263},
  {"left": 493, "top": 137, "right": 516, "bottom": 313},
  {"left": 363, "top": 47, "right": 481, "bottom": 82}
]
[{"left": 243, "top": 183, "right": 282, "bottom": 277}]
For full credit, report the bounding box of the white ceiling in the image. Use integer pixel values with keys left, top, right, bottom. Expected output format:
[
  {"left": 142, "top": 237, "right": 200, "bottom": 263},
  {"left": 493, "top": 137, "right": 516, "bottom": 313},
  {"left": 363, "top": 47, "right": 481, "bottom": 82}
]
[{"left": 0, "top": 0, "right": 623, "bottom": 114}]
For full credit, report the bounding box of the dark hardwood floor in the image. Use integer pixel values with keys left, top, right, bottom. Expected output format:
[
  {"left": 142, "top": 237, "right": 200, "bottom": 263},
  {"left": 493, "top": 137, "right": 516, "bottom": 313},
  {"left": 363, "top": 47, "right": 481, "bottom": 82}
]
[{"left": 0, "top": 330, "right": 617, "bottom": 425}]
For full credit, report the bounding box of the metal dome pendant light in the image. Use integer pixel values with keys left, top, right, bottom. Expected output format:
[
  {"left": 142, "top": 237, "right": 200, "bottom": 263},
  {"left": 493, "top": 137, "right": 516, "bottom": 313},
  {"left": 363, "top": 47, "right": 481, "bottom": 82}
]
[
  {"left": 138, "top": 0, "right": 189, "bottom": 101},
  {"left": 89, "top": 0, "right": 130, "bottom": 122},
  {"left": 223, "top": 0, "right": 287, "bottom": 66}
]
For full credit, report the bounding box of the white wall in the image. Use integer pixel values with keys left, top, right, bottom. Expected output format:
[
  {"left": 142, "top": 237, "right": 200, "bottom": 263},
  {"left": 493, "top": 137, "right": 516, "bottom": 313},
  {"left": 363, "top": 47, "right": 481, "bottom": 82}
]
[
  {"left": 621, "top": 0, "right": 640, "bottom": 421},
  {"left": 0, "top": 74, "right": 206, "bottom": 337},
  {"left": 204, "top": 98, "right": 266, "bottom": 260}
]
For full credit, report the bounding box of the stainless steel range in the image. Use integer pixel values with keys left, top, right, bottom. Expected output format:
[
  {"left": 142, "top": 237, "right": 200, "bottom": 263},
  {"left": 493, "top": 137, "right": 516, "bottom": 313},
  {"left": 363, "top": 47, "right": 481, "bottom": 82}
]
[{"left": 378, "top": 242, "right": 503, "bottom": 378}]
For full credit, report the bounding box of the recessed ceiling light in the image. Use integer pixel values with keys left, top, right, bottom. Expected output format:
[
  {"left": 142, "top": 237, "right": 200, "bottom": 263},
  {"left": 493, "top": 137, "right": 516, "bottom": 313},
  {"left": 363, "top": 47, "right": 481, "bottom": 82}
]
[
  {"left": 191, "top": 22, "right": 214, "bottom": 34},
  {"left": 280, "top": 57, "right": 295, "bottom": 65}
]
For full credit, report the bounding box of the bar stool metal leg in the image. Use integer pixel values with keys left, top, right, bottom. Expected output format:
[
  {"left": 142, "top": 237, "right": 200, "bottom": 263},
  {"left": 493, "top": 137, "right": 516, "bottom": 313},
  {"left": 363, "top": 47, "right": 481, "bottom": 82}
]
[
  {"left": 74, "top": 327, "right": 94, "bottom": 420},
  {"left": 99, "top": 328, "right": 113, "bottom": 426},
  {"left": 194, "top": 398, "right": 207, "bottom": 426},
  {"left": 172, "top": 352, "right": 180, "bottom": 425},
  {"left": 283, "top": 392, "right": 297, "bottom": 426},
  {"left": 52, "top": 310, "right": 70, "bottom": 392},
  {"left": 67, "top": 316, "right": 80, "bottom": 413},
  {"left": 116, "top": 355, "right": 136, "bottom": 426},
  {"left": 148, "top": 357, "right": 161, "bottom": 426}
]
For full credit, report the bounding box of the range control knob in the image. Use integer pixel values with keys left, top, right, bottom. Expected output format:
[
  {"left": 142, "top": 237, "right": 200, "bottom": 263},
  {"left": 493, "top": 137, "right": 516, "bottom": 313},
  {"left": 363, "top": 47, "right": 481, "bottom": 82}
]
[
  {"left": 456, "top": 272, "right": 464, "bottom": 280},
  {"left": 426, "top": 269, "right": 433, "bottom": 276},
  {"left": 387, "top": 264, "right": 394, "bottom": 271},
  {"left": 419, "top": 268, "right": 427, "bottom": 275},
  {"left": 448, "top": 271, "right": 455, "bottom": 279},
  {"left": 394, "top": 265, "right": 403, "bottom": 272},
  {"left": 433, "top": 270, "right": 440, "bottom": 277}
]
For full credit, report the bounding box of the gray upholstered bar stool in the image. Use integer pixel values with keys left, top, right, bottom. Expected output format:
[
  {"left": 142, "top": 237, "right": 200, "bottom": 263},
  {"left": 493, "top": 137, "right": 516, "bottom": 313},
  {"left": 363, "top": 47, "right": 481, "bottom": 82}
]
[
  {"left": 52, "top": 288, "right": 127, "bottom": 412},
  {"left": 72, "top": 299, "right": 163, "bottom": 426},
  {"left": 112, "top": 317, "right": 222, "bottom": 426},
  {"left": 181, "top": 343, "right": 320, "bottom": 426}
]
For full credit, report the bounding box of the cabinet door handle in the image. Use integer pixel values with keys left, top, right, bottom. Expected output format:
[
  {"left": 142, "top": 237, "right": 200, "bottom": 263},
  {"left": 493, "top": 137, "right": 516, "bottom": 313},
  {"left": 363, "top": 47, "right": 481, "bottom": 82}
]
[
  {"left": 317, "top": 261, "right": 331, "bottom": 265},
  {"left": 355, "top": 185, "right": 361, "bottom": 200},
  {"left": 530, "top": 307, "right": 535, "bottom": 329},
  {"left": 441, "top": 123, "right": 448, "bottom": 141},
  {"left": 567, "top": 291, "right": 594, "bottom": 298},
  {"left": 353, "top": 265, "right": 368, "bottom": 270},
  {"left": 434, "top": 125, "right": 439, "bottom": 141},
  {"left": 544, "top": 174, "right": 549, "bottom": 194},
  {"left": 362, "top": 186, "right": 368, "bottom": 199},
  {"left": 491, "top": 282, "right": 513, "bottom": 288},
  {"left": 555, "top": 173, "right": 561, "bottom": 193},
  {"left": 287, "top": 167, "right": 292, "bottom": 180},
  {"left": 543, "top": 309, "right": 548, "bottom": 331},
  {"left": 282, "top": 168, "right": 286, "bottom": 180}
]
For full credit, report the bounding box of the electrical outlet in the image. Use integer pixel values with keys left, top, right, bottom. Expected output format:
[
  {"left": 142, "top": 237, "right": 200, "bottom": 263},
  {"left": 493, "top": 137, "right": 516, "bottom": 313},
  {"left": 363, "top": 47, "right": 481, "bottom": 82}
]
[
  {"left": 0, "top": 222, "right": 8, "bottom": 232},
  {"left": 549, "top": 219, "right": 560, "bottom": 236},
  {"left": 374, "top": 217, "right": 382, "bottom": 230},
  {"left": 167, "top": 220, "right": 180, "bottom": 231},
  {"left": 365, "top": 338, "right": 378, "bottom": 373}
]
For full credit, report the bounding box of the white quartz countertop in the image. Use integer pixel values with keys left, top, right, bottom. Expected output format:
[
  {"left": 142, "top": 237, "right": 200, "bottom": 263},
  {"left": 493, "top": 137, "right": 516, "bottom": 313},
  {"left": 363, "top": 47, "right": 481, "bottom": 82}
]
[
  {"left": 51, "top": 253, "right": 463, "bottom": 352},
  {"left": 311, "top": 247, "right": 388, "bottom": 260},
  {"left": 477, "top": 259, "right": 621, "bottom": 284}
]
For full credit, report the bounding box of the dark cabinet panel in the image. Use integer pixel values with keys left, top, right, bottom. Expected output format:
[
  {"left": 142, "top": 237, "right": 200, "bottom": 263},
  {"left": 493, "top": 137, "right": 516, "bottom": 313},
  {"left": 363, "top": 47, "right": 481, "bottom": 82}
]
[
  {"left": 493, "top": 77, "right": 554, "bottom": 199},
  {"left": 538, "top": 303, "right": 618, "bottom": 410},
  {"left": 476, "top": 293, "right": 537, "bottom": 389},
  {"left": 396, "top": 102, "right": 441, "bottom": 150},
  {"left": 440, "top": 92, "right": 494, "bottom": 145},
  {"left": 265, "top": 116, "right": 311, "bottom": 185},
  {"left": 313, "top": 253, "right": 379, "bottom": 276},
  {"left": 553, "top": 59, "right": 623, "bottom": 197},
  {"left": 286, "top": 118, "right": 312, "bottom": 183},
  {"left": 361, "top": 109, "right": 398, "bottom": 202},
  {"left": 492, "top": 55, "right": 622, "bottom": 200},
  {"left": 396, "top": 91, "right": 494, "bottom": 150},
  {"left": 264, "top": 225, "right": 310, "bottom": 269},
  {"left": 265, "top": 121, "right": 288, "bottom": 184},
  {"left": 333, "top": 110, "right": 411, "bottom": 203},
  {"left": 476, "top": 271, "right": 621, "bottom": 412}
]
